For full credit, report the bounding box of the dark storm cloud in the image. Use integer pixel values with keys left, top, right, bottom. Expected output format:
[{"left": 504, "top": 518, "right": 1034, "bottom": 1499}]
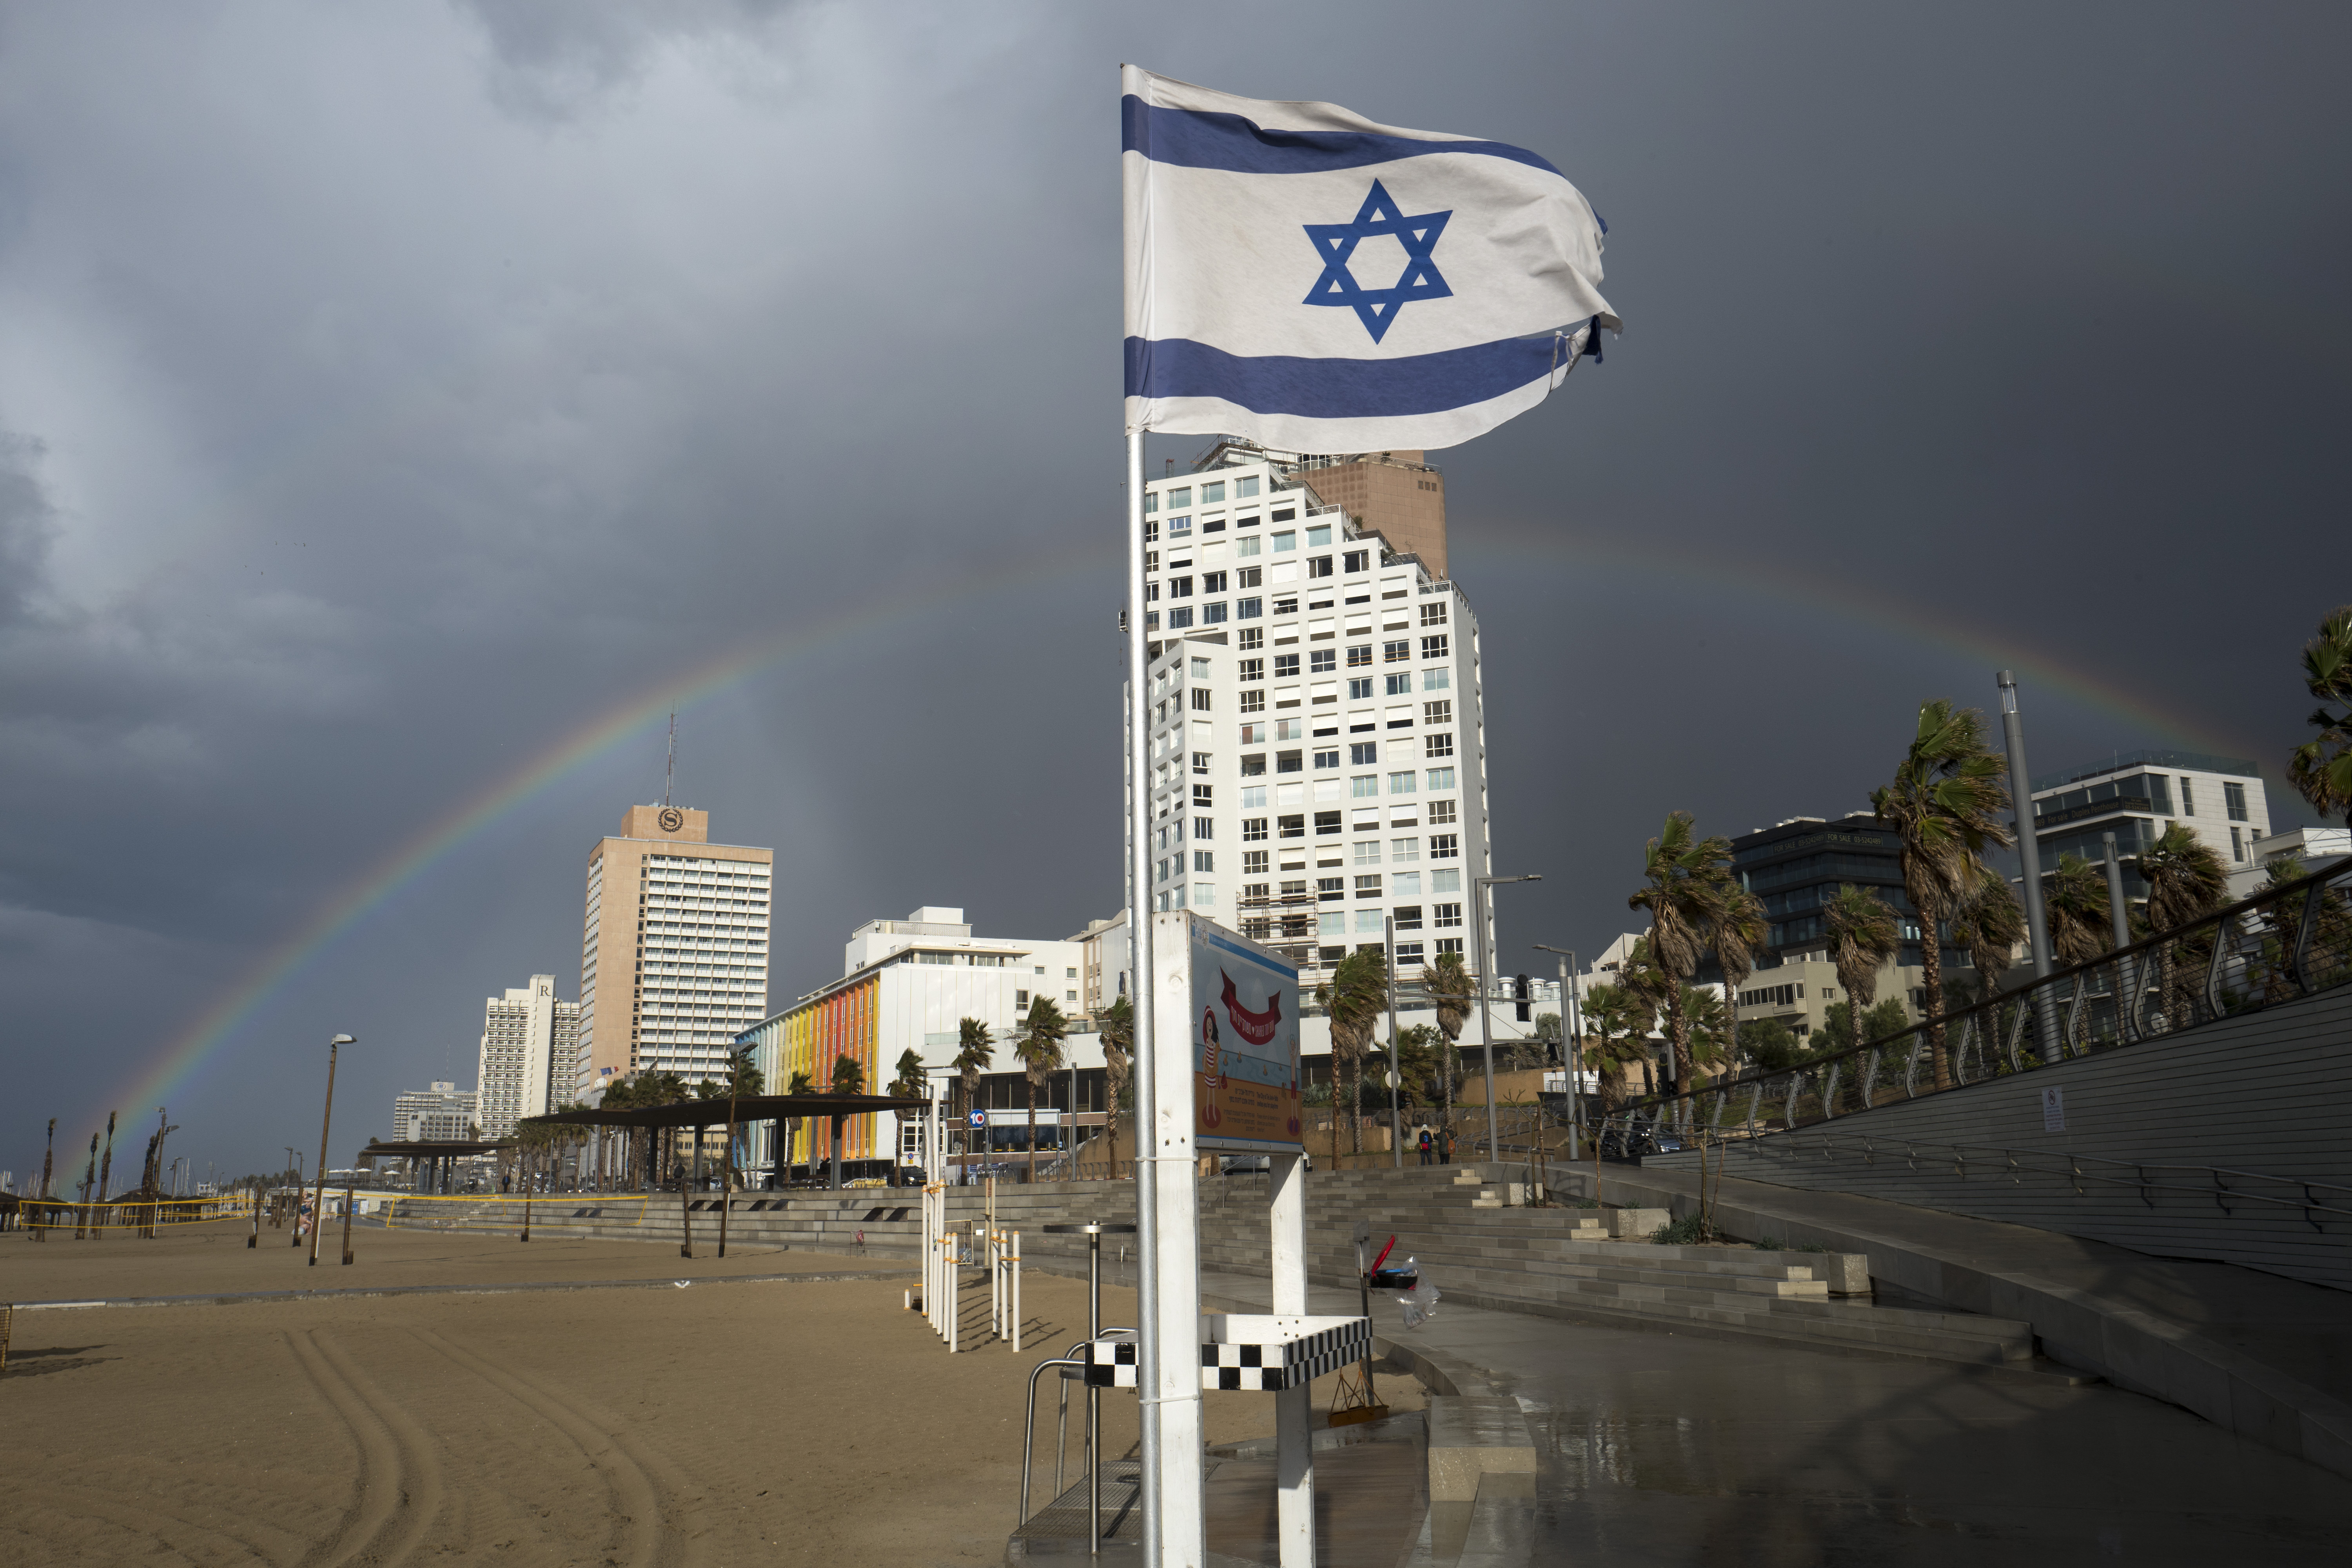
[{"left": 1, "top": 2, "right": 2344, "bottom": 1177}]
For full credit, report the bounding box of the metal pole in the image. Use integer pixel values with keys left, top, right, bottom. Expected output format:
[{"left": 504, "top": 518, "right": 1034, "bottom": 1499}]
[
  {"left": 2100, "top": 831, "right": 2132, "bottom": 951},
  {"left": 1998, "top": 671, "right": 2054, "bottom": 980},
  {"left": 309, "top": 1036, "right": 349, "bottom": 1267},
  {"left": 1122, "top": 425, "right": 1165, "bottom": 1566},
  {"left": 341, "top": 1182, "right": 354, "bottom": 1265},
  {"left": 1472, "top": 880, "right": 1498, "bottom": 1167},
  {"left": 1534, "top": 944, "right": 1581, "bottom": 1161},
  {"left": 1385, "top": 915, "right": 1402, "bottom": 1169}
]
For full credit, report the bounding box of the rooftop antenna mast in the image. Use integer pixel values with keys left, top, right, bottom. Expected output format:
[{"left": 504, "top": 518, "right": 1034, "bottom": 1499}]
[{"left": 663, "top": 711, "right": 676, "bottom": 808}]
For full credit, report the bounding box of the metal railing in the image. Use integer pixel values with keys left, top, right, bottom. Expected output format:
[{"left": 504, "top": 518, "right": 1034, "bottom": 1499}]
[{"left": 1597, "top": 857, "right": 2352, "bottom": 1148}]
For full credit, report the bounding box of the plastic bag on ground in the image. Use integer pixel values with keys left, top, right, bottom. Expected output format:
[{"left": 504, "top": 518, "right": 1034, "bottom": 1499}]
[{"left": 1394, "top": 1258, "right": 1440, "bottom": 1328}]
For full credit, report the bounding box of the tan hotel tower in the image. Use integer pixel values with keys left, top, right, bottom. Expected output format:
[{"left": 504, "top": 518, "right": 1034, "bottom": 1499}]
[{"left": 575, "top": 805, "right": 773, "bottom": 1098}]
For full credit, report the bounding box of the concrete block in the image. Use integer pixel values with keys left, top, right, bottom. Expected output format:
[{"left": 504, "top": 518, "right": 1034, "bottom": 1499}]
[
  {"left": 1426, "top": 1395, "right": 1537, "bottom": 1504},
  {"left": 1610, "top": 1207, "right": 1671, "bottom": 1239},
  {"left": 1822, "top": 1253, "right": 1872, "bottom": 1296}
]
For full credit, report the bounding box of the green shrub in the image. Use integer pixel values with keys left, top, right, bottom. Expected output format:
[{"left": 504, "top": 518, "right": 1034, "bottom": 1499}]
[{"left": 1651, "top": 1212, "right": 1707, "bottom": 1245}]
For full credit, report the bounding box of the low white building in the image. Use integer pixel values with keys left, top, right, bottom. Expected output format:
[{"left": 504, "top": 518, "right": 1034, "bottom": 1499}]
[
  {"left": 736, "top": 907, "right": 1105, "bottom": 1174},
  {"left": 392, "top": 1081, "right": 478, "bottom": 1143}
]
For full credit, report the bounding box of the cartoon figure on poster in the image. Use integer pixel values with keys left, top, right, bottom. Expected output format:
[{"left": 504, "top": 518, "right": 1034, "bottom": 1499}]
[{"left": 1189, "top": 919, "right": 1301, "bottom": 1151}]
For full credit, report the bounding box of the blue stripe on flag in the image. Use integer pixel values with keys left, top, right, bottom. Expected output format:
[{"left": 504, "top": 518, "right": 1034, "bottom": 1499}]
[
  {"left": 1126, "top": 335, "right": 1562, "bottom": 418},
  {"left": 1122, "top": 96, "right": 1563, "bottom": 179}
]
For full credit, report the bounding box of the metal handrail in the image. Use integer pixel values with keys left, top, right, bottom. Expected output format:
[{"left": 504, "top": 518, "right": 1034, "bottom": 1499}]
[
  {"left": 1595, "top": 858, "right": 2352, "bottom": 1136},
  {"left": 1020, "top": 1357, "right": 1087, "bottom": 1523}
]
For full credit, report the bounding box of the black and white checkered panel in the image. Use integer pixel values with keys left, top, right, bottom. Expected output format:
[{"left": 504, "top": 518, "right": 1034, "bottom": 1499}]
[
  {"left": 1082, "top": 1338, "right": 1139, "bottom": 1388},
  {"left": 1199, "top": 1318, "right": 1373, "bottom": 1392}
]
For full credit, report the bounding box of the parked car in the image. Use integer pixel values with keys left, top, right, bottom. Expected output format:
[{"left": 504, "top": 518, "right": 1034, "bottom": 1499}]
[{"left": 1599, "top": 1123, "right": 1682, "bottom": 1160}]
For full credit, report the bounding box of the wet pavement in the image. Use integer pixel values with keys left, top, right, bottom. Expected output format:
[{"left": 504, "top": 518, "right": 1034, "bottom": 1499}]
[{"left": 1192, "top": 1267, "right": 2352, "bottom": 1566}]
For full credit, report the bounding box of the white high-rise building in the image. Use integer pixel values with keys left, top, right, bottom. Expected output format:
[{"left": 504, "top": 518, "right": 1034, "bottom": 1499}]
[
  {"left": 1134, "top": 450, "right": 1492, "bottom": 990},
  {"left": 575, "top": 805, "right": 772, "bottom": 1096},
  {"left": 473, "top": 974, "right": 582, "bottom": 1137},
  {"left": 392, "top": 1081, "right": 479, "bottom": 1143}
]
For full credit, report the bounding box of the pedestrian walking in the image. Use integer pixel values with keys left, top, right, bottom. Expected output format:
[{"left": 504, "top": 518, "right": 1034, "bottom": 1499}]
[
  {"left": 1416, "top": 1127, "right": 1434, "bottom": 1166},
  {"left": 1438, "top": 1125, "right": 1454, "bottom": 1165}
]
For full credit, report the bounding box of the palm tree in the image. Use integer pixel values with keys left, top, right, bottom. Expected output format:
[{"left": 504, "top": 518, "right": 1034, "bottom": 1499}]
[
  {"left": 1098, "top": 995, "right": 1133, "bottom": 1173},
  {"left": 2136, "top": 823, "right": 2227, "bottom": 1028},
  {"left": 827, "top": 1054, "right": 865, "bottom": 1188},
  {"left": 1706, "top": 885, "right": 1768, "bottom": 1080},
  {"left": 1576, "top": 983, "right": 1650, "bottom": 1115},
  {"left": 1824, "top": 885, "right": 1902, "bottom": 1014},
  {"left": 953, "top": 1018, "right": 994, "bottom": 1170},
  {"left": 784, "top": 1069, "right": 815, "bottom": 1182},
  {"left": 1947, "top": 865, "right": 2026, "bottom": 1005},
  {"left": 1613, "top": 938, "right": 1671, "bottom": 1098},
  {"left": 2288, "top": 605, "right": 2352, "bottom": 829},
  {"left": 1014, "top": 998, "right": 1067, "bottom": 1183},
  {"left": 1626, "top": 811, "right": 1736, "bottom": 1113},
  {"left": 1317, "top": 948, "right": 1388, "bottom": 1157},
  {"left": 1420, "top": 952, "right": 1473, "bottom": 1141},
  {"left": 2043, "top": 852, "right": 2114, "bottom": 967},
  {"left": 1870, "top": 700, "right": 2014, "bottom": 1091}
]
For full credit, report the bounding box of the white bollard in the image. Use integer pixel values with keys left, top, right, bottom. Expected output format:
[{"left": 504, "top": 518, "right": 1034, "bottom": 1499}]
[{"left": 1010, "top": 1230, "right": 1022, "bottom": 1352}]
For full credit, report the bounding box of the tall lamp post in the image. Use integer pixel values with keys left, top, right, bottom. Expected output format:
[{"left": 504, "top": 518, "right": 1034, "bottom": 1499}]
[
  {"left": 1532, "top": 945, "right": 1580, "bottom": 1160},
  {"left": 1470, "top": 874, "right": 1541, "bottom": 1166},
  {"left": 309, "top": 1034, "right": 355, "bottom": 1267}
]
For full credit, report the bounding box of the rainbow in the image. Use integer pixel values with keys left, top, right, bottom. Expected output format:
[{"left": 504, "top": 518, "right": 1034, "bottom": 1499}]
[
  {"left": 94, "top": 544, "right": 1114, "bottom": 1132},
  {"left": 95, "top": 523, "right": 2258, "bottom": 1136}
]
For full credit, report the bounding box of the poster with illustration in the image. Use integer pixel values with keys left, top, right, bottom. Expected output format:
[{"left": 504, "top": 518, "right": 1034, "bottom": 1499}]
[{"left": 1189, "top": 916, "right": 1301, "bottom": 1152}]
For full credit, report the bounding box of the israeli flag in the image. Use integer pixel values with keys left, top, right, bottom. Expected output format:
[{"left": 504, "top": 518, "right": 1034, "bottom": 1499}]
[{"left": 1123, "top": 66, "right": 1618, "bottom": 452}]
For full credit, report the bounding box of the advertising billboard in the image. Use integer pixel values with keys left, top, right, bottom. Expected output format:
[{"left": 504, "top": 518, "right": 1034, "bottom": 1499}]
[{"left": 1188, "top": 916, "right": 1301, "bottom": 1153}]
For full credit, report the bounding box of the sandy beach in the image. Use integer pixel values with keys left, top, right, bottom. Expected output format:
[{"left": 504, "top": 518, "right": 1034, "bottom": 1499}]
[{"left": 0, "top": 1222, "right": 1418, "bottom": 1566}]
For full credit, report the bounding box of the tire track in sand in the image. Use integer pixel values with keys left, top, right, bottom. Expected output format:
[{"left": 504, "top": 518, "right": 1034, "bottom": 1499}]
[
  {"left": 408, "top": 1326, "right": 705, "bottom": 1568},
  {"left": 286, "top": 1327, "right": 445, "bottom": 1567}
]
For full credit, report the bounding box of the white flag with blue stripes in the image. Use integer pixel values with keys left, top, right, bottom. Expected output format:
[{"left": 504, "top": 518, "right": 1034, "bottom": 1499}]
[{"left": 1123, "top": 66, "right": 1618, "bottom": 452}]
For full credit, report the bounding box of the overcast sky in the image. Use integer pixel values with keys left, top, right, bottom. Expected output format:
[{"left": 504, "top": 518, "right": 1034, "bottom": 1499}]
[{"left": 4, "top": 2, "right": 2344, "bottom": 1183}]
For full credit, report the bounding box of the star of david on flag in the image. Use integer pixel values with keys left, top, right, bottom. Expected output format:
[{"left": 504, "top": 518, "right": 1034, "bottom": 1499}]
[
  {"left": 1303, "top": 180, "right": 1452, "bottom": 343},
  {"left": 1123, "top": 65, "right": 1619, "bottom": 451}
]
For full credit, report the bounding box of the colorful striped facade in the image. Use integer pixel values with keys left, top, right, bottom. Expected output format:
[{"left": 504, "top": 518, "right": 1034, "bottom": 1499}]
[{"left": 756, "top": 975, "right": 880, "bottom": 1167}]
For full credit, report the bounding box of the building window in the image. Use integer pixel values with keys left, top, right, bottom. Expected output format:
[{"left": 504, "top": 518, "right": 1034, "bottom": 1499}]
[
  {"left": 1310, "top": 648, "right": 1337, "bottom": 673},
  {"left": 1384, "top": 770, "right": 1413, "bottom": 795},
  {"left": 1355, "top": 875, "right": 1383, "bottom": 901},
  {"left": 1200, "top": 481, "right": 1225, "bottom": 503},
  {"left": 1434, "top": 903, "right": 1464, "bottom": 929},
  {"left": 1347, "top": 742, "right": 1377, "bottom": 765},
  {"left": 1348, "top": 677, "right": 1373, "bottom": 700},
  {"left": 1169, "top": 576, "right": 1193, "bottom": 599},
  {"left": 1279, "top": 814, "right": 1305, "bottom": 839},
  {"left": 1240, "top": 690, "right": 1265, "bottom": 715},
  {"left": 1384, "top": 640, "right": 1410, "bottom": 663},
  {"left": 1314, "top": 749, "right": 1340, "bottom": 769},
  {"left": 1422, "top": 667, "right": 1450, "bottom": 692},
  {"left": 1425, "top": 733, "right": 1454, "bottom": 759},
  {"left": 1392, "top": 837, "right": 1421, "bottom": 861},
  {"left": 1274, "top": 653, "right": 1301, "bottom": 678},
  {"left": 1144, "top": 520, "right": 1159, "bottom": 543},
  {"left": 1169, "top": 515, "right": 1191, "bottom": 536},
  {"left": 1426, "top": 766, "right": 1455, "bottom": 791},
  {"left": 1238, "top": 476, "right": 1260, "bottom": 497},
  {"left": 1240, "top": 722, "right": 1267, "bottom": 744},
  {"left": 2224, "top": 781, "right": 2249, "bottom": 821},
  {"left": 1238, "top": 535, "right": 1261, "bottom": 558},
  {"left": 1238, "top": 566, "right": 1262, "bottom": 588},
  {"left": 1428, "top": 799, "right": 1457, "bottom": 826},
  {"left": 1239, "top": 658, "right": 1264, "bottom": 682},
  {"left": 1343, "top": 549, "right": 1370, "bottom": 573},
  {"left": 1243, "top": 817, "right": 1269, "bottom": 842},
  {"left": 1202, "top": 601, "right": 1229, "bottom": 624},
  {"left": 1241, "top": 786, "right": 1267, "bottom": 808},
  {"left": 1352, "top": 774, "right": 1379, "bottom": 798},
  {"left": 1194, "top": 882, "right": 1216, "bottom": 906},
  {"left": 1192, "top": 782, "right": 1213, "bottom": 805},
  {"left": 1273, "top": 530, "right": 1296, "bottom": 552},
  {"left": 1307, "top": 524, "right": 1332, "bottom": 546},
  {"left": 1238, "top": 626, "right": 1263, "bottom": 651},
  {"left": 2180, "top": 778, "right": 2196, "bottom": 816},
  {"left": 1194, "top": 751, "right": 1211, "bottom": 775},
  {"left": 1240, "top": 753, "right": 1266, "bottom": 776},
  {"left": 1436, "top": 937, "right": 1464, "bottom": 956},
  {"left": 1190, "top": 688, "right": 1213, "bottom": 711},
  {"left": 1384, "top": 673, "right": 1411, "bottom": 696},
  {"left": 1315, "top": 810, "right": 1343, "bottom": 835},
  {"left": 2230, "top": 826, "right": 2245, "bottom": 861},
  {"left": 1393, "top": 904, "right": 1423, "bottom": 931},
  {"left": 1243, "top": 850, "right": 1269, "bottom": 875},
  {"left": 1423, "top": 699, "right": 1453, "bottom": 726},
  {"left": 1432, "top": 868, "right": 1461, "bottom": 893},
  {"left": 1167, "top": 607, "right": 1193, "bottom": 628},
  {"left": 1421, "top": 634, "right": 1450, "bottom": 660},
  {"left": 1190, "top": 659, "right": 1209, "bottom": 679},
  {"left": 1145, "top": 490, "right": 1160, "bottom": 514},
  {"left": 1419, "top": 601, "right": 1448, "bottom": 626},
  {"left": 1430, "top": 833, "right": 1459, "bottom": 859},
  {"left": 1194, "top": 850, "right": 1214, "bottom": 872},
  {"left": 1194, "top": 817, "right": 1214, "bottom": 839},
  {"left": 1347, "top": 644, "right": 1372, "bottom": 667},
  {"left": 1354, "top": 840, "right": 1382, "bottom": 865},
  {"left": 1278, "top": 751, "right": 1303, "bottom": 773},
  {"left": 1318, "top": 878, "right": 1345, "bottom": 902},
  {"left": 1202, "top": 570, "right": 1229, "bottom": 593},
  {"left": 1395, "top": 941, "right": 1425, "bottom": 964}
]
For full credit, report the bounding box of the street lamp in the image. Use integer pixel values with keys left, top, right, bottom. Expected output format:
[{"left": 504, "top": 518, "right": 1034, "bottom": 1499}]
[
  {"left": 1470, "top": 874, "right": 1540, "bottom": 1164},
  {"left": 310, "top": 1034, "right": 355, "bottom": 1267},
  {"left": 1533, "top": 945, "right": 1581, "bottom": 1160}
]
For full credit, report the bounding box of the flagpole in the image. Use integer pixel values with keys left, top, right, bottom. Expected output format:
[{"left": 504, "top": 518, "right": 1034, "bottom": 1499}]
[{"left": 1124, "top": 425, "right": 1163, "bottom": 1563}]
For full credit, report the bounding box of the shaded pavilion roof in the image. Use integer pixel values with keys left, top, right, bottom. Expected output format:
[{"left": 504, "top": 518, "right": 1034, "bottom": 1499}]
[
  {"left": 521, "top": 1093, "right": 930, "bottom": 1130},
  {"left": 359, "top": 1139, "right": 514, "bottom": 1158}
]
